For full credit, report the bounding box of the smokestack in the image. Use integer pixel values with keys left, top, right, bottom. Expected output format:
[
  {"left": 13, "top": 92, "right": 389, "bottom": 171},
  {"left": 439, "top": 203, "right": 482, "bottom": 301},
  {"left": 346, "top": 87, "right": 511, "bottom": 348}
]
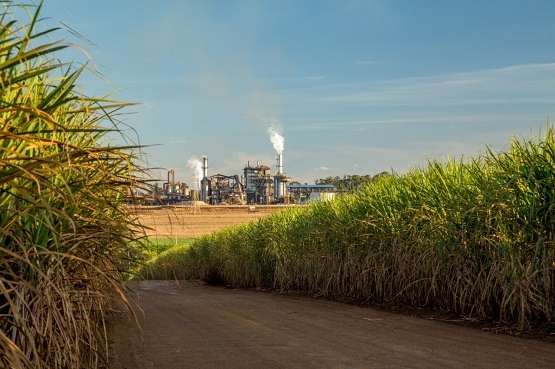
[
  {"left": 168, "top": 170, "right": 173, "bottom": 184},
  {"left": 277, "top": 153, "right": 283, "bottom": 175},
  {"left": 202, "top": 156, "right": 208, "bottom": 179},
  {"left": 200, "top": 156, "right": 210, "bottom": 203}
]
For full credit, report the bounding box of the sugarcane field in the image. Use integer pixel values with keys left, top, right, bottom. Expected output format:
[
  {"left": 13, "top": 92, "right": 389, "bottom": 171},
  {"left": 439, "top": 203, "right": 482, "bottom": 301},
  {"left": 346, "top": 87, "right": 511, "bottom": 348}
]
[
  {"left": 105, "top": 207, "right": 555, "bottom": 369},
  {"left": 3, "top": 2, "right": 555, "bottom": 369}
]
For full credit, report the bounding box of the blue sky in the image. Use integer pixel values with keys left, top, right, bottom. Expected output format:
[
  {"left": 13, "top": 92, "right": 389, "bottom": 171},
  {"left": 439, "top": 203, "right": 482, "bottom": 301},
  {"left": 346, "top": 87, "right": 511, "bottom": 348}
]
[{"left": 39, "top": 1, "right": 555, "bottom": 185}]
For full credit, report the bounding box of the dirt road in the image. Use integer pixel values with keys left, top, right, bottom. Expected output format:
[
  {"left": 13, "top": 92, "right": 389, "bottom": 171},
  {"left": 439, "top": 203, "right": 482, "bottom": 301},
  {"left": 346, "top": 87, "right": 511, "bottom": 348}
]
[{"left": 108, "top": 280, "right": 555, "bottom": 369}]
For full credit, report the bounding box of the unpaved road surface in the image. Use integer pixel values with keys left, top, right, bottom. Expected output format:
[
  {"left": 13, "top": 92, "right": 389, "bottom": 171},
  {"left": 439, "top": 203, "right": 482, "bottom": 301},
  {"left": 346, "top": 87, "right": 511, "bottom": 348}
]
[{"left": 108, "top": 280, "right": 555, "bottom": 369}]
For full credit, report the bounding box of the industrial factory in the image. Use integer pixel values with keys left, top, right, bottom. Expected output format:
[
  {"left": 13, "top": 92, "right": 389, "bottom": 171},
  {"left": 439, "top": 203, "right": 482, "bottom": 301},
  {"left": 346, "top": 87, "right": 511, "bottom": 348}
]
[
  {"left": 141, "top": 151, "right": 335, "bottom": 206},
  {"left": 135, "top": 127, "right": 336, "bottom": 206},
  {"left": 163, "top": 153, "right": 291, "bottom": 205}
]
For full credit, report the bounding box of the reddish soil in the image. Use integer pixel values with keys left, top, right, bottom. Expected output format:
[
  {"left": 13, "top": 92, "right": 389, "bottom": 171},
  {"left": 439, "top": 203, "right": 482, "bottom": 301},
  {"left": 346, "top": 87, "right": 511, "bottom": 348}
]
[
  {"left": 132, "top": 205, "right": 283, "bottom": 239},
  {"left": 108, "top": 207, "right": 555, "bottom": 368}
]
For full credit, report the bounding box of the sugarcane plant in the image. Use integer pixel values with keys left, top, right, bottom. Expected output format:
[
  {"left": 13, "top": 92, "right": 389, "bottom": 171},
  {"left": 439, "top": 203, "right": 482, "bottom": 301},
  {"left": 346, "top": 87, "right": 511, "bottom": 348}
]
[{"left": 0, "top": 2, "right": 146, "bottom": 368}]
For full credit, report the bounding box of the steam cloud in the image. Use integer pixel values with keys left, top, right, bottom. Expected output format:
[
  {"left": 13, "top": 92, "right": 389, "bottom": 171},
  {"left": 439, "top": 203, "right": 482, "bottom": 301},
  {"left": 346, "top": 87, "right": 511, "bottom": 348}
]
[
  {"left": 187, "top": 157, "right": 204, "bottom": 190},
  {"left": 267, "top": 123, "right": 284, "bottom": 154}
]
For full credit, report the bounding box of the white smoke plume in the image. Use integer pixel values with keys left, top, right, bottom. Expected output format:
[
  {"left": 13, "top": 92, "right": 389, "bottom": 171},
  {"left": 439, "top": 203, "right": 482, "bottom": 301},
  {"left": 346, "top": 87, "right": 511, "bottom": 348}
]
[
  {"left": 267, "top": 121, "right": 284, "bottom": 154},
  {"left": 187, "top": 157, "right": 204, "bottom": 190}
]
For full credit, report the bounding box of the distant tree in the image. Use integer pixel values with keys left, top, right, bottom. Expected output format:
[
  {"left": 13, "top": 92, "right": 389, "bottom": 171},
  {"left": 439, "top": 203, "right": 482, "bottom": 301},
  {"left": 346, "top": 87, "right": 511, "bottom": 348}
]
[
  {"left": 314, "top": 176, "right": 334, "bottom": 185},
  {"left": 372, "top": 171, "right": 392, "bottom": 181},
  {"left": 314, "top": 173, "right": 377, "bottom": 192}
]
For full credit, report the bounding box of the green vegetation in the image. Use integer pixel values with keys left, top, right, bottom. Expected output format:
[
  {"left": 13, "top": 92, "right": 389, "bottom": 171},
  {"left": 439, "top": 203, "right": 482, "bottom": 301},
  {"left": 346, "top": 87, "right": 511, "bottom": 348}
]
[
  {"left": 314, "top": 172, "right": 390, "bottom": 192},
  {"left": 142, "top": 126, "right": 555, "bottom": 329},
  {"left": 139, "top": 243, "right": 194, "bottom": 280},
  {"left": 0, "top": 2, "right": 145, "bottom": 368},
  {"left": 144, "top": 237, "right": 196, "bottom": 257}
]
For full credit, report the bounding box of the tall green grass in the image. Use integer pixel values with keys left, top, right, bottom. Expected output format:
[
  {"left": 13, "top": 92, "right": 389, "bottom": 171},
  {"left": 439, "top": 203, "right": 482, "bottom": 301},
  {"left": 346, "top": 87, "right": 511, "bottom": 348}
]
[
  {"left": 142, "top": 237, "right": 196, "bottom": 257},
  {"left": 143, "top": 126, "right": 555, "bottom": 329},
  {"left": 0, "top": 2, "right": 145, "bottom": 368}
]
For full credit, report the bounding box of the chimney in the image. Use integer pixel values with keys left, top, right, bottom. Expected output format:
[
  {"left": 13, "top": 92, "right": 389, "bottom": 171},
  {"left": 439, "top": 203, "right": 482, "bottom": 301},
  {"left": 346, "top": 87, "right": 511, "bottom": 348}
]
[
  {"left": 202, "top": 156, "right": 208, "bottom": 179},
  {"left": 277, "top": 153, "right": 283, "bottom": 175}
]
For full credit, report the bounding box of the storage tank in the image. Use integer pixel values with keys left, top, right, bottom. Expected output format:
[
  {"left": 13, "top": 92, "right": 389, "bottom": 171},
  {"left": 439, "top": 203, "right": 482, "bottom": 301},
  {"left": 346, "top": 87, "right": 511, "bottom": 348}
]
[{"left": 309, "top": 192, "right": 335, "bottom": 202}]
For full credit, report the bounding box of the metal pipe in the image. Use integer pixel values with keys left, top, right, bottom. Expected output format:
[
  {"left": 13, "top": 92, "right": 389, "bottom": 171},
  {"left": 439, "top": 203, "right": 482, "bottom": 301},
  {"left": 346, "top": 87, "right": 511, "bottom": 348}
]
[{"left": 274, "top": 175, "right": 280, "bottom": 201}]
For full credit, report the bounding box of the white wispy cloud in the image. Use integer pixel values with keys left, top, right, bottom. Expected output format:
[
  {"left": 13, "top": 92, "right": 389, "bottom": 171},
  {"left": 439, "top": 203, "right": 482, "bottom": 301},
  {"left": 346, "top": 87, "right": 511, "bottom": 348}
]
[
  {"left": 286, "top": 113, "right": 536, "bottom": 132},
  {"left": 317, "top": 63, "right": 555, "bottom": 107}
]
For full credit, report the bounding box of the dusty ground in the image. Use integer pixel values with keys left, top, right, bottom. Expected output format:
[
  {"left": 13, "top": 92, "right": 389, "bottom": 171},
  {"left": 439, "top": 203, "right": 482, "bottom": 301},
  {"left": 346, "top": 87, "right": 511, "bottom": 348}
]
[
  {"left": 108, "top": 206, "right": 555, "bottom": 368},
  {"left": 108, "top": 280, "right": 555, "bottom": 369},
  {"left": 132, "top": 205, "right": 284, "bottom": 239}
]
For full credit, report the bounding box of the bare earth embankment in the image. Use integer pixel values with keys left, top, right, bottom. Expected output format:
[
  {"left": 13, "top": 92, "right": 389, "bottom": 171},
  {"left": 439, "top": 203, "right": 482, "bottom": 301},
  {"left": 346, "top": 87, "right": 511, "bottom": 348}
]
[{"left": 108, "top": 207, "right": 555, "bottom": 368}]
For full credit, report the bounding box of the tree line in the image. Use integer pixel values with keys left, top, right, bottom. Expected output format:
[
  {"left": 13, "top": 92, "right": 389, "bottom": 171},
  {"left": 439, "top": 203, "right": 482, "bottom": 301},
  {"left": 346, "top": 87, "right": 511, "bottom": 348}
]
[{"left": 311, "top": 172, "right": 391, "bottom": 192}]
